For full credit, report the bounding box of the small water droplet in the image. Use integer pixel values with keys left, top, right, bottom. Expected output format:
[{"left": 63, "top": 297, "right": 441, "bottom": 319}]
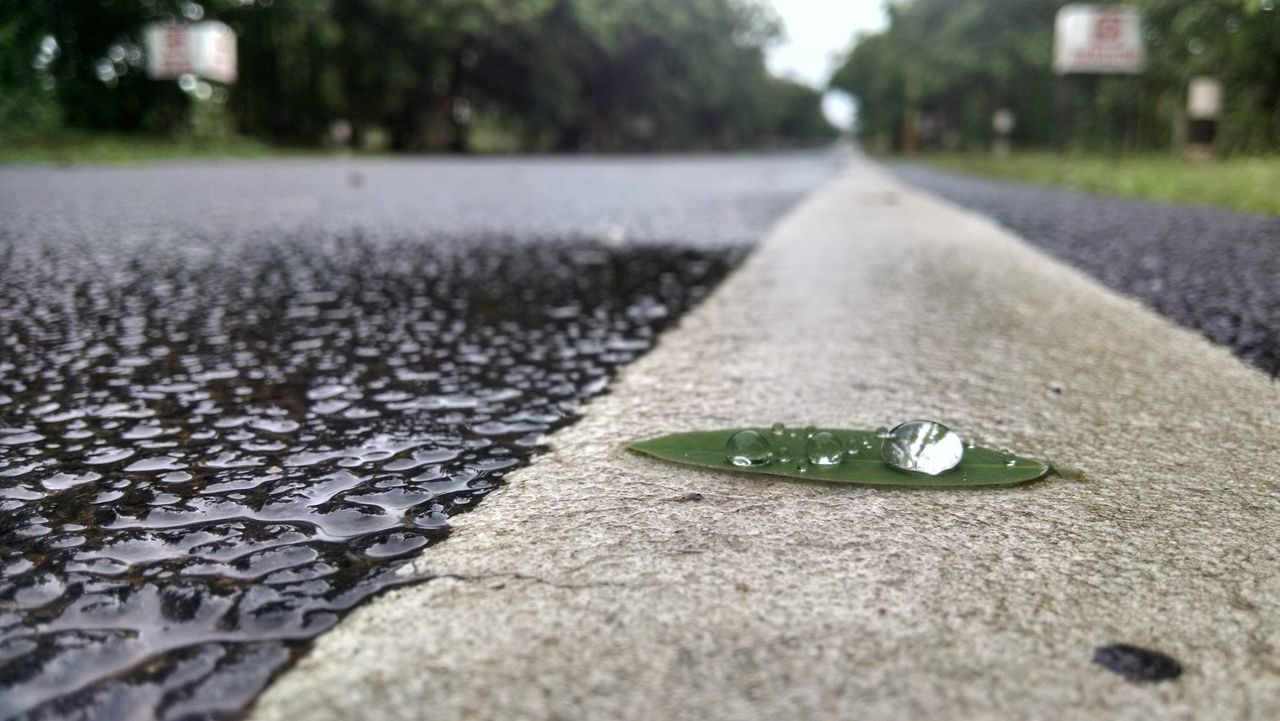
[
  {"left": 880, "top": 420, "right": 964, "bottom": 476},
  {"left": 805, "top": 431, "right": 845, "bottom": 466},
  {"left": 999, "top": 449, "right": 1015, "bottom": 466},
  {"left": 795, "top": 459, "right": 811, "bottom": 472},
  {"left": 775, "top": 443, "right": 793, "bottom": 463},
  {"left": 875, "top": 426, "right": 889, "bottom": 439},
  {"left": 769, "top": 422, "right": 786, "bottom": 436},
  {"left": 802, "top": 425, "right": 816, "bottom": 438},
  {"left": 725, "top": 430, "right": 772, "bottom": 467}
]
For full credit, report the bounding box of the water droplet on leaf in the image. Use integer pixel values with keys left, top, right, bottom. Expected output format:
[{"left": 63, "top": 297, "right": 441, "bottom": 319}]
[
  {"left": 805, "top": 431, "right": 845, "bottom": 466},
  {"left": 775, "top": 443, "right": 793, "bottom": 463},
  {"left": 880, "top": 420, "right": 964, "bottom": 476},
  {"left": 725, "top": 430, "right": 772, "bottom": 467}
]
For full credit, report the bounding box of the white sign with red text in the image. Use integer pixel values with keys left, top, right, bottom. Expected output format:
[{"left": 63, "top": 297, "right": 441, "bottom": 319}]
[
  {"left": 146, "top": 22, "right": 237, "bottom": 84},
  {"left": 1054, "top": 5, "right": 1144, "bottom": 75}
]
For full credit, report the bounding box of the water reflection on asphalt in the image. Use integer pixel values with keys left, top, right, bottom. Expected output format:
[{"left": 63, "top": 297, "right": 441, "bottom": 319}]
[{"left": 0, "top": 231, "right": 741, "bottom": 719}]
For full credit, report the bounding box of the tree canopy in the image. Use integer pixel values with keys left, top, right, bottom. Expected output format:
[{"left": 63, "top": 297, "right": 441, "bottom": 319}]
[
  {"left": 831, "top": 0, "right": 1280, "bottom": 154},
  {"left": 0, "top": 0, "right": 836, "bottom": 151}
]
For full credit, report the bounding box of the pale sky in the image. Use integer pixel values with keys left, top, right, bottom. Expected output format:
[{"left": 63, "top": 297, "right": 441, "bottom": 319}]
[{"left": 765, "top": 0, "right": 888, "bottom": 129}]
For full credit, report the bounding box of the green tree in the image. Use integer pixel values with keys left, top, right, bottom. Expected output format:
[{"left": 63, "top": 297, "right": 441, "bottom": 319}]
[
  {"left": 831, "top": 0, "right": 1280, "bottom": 154},
  {"left": 0, "top": 0, "right": 833, "bottom": 151},
  {"left": 0, "top": 0, "right": 193, "bottom": 134}
]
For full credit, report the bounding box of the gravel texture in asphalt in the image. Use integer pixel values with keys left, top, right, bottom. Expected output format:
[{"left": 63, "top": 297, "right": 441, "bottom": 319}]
[
  {"left": 893, "top": 164, "right": 1280, "bottom": 376},
  {"left": 0, "top": 154, "right": 839, "bottom": 720}
]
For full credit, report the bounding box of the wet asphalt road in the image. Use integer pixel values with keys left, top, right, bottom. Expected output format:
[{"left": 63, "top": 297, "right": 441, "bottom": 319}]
[
  {"left": 0, "top": 154, "right": 842, "bottom": 248},
  {"left": 0, "top": 153, "right": 841, "bottom": 720},
  {"left": 893, "top": 164, "right": 1280, "bottom": 377}
]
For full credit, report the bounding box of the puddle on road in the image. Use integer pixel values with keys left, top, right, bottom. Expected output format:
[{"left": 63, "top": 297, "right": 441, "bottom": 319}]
[{"left": 0, "top": 232, "right": 741, "bottom": 719}]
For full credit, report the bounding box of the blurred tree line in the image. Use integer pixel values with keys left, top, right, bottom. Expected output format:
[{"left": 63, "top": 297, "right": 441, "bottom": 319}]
[
  {"left": 0, "top": 0, "right": 836, "bottom": 152},
  {"left": 831, "top": 0, "right": 1280, "bottom": 155}
]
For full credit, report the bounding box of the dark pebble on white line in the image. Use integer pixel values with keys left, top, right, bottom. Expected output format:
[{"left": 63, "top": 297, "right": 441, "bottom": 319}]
[{"left": 1092, "top": 643, "right": 1183, "bottom": 683}]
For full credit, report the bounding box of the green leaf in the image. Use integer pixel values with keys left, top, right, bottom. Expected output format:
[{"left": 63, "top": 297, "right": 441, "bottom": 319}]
[{"left": 628, "top": 428, "right": 1049, "bottom": 488}]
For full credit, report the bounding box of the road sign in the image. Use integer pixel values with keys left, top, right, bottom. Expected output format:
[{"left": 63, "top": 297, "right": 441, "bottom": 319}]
[
  {"left": 1053, "top": 5, "right": 1144, "bottom": 75},
  {"left": 145, "top": 22, "right": 237, "bottom": 84},
  {"left": 992, "top": 109, "right": 1016, "bottom": 136},
  {"left": 1186, "top": 76, "right": 1222, "bottom": 152},
  {"left": 1187, "top": 77, "right": 1222, "bottom": 121}
]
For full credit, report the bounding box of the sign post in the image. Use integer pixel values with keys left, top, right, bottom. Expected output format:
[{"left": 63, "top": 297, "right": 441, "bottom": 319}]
[
  {"left": 992, "top": 108, "right": 1016, "bottom": 157},
  {"left": 1054, "top": 5, "right": 1145, "bottom": 76},
  {"left": 1185, "top": 76, "right": 1222, "bottom": 159},
  {"left": 1052, "top": 5, "right": 1145, "bottom": 151}
]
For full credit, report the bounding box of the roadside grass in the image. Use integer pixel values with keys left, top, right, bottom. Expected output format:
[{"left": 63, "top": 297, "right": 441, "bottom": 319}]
[
  {"left": 0, "top": 131, "right": 289, "bottom": 166},
  {"left": 917, "top": 152, "right": 1280, "bottom": 217}
]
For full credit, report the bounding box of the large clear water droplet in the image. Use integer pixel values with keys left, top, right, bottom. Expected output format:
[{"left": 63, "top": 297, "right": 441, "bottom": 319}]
[
  {"left": 805, "top": 431, "right": 845, "bottom": 466},
  {"left": 725, "top": 430, "right": 772, "bottom": 467},
  {"left": 880, "top": 420, "right": 964, "bottom": 476}
]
